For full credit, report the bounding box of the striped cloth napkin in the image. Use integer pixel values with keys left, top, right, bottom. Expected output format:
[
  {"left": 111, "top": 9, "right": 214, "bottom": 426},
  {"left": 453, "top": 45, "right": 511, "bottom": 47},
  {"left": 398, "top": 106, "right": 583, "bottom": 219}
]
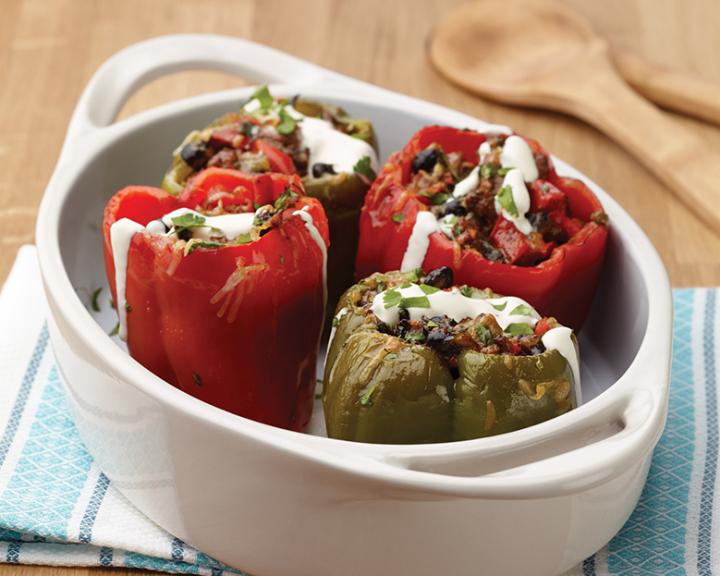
[{"left": 0, "top": 245, "right": 711, "bottom": 576}]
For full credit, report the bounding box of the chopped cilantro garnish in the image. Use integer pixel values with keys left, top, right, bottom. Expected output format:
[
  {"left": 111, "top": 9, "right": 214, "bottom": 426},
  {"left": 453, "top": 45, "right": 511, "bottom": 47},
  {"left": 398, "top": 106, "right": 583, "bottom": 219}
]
[
  {"left": 490, "top": 301, "right": 507, "bottom": 311},
  {"left": 184, "top": 239, "right": 225, "bottom": 255},
  {"left": 509, "top": 304, "right": 535, "bottom": 316},
  {"left": 426, "top": 319, "right": 439, "bottom": 329},
  {"left": 405, "top": 268, "right": 422, "bottom": 283},
  {"left": 332, "top": 316, "right": 340, "bottom": 327},
  {"left": 431, "top": 193, "right": 449, "bottom": 206},
  {"left": 399, "top": 296, "right": 430, "bottom": 309},
  {"left": 277, "top": 106, "right": 297, "bottom": 135},
  {"left": 404, "top": 331, "right": 427, "bottom": 344},
  {"left": 274, "top": 187, "right": 299, "bottom": 212},
  {"left": 171, "top": 212, "right": 206, "bottom": 231},
  {"left": 505, "top": 322, "right": 534, "bottom": 336},
  {"left": 353, "top": 156, "right": 376, "bottom": 180},
  {"left": 383, "top": 289, "right": 402, "bottom": 309},
  {"left": 496, "top": 185, "right": 519, "bottom": 217},
  {"left": 392, "top": 212, "right": 405, "bottom": 223},
  {"left": 192, "top": 372, "right": 203, "bottom": 386},
  {"left": 359, "top": 381, "right": 380, "bottom": 406},
  {"left": 479, "top": 164, "right": 495, "bottom": 179},
  {"left": 475, "top": 324, "right": 494, "bottom": 346},
  {"left": 91, "top": 287, "right": 102, "bottom": 312},
  {"left": 497, "top": 167, "right": 512, "bottom": 176},
  {"left": 419, "top": 284, "right": 440, "bottom": 295},
  {"left": 109, "top": 322, "right": 119, "bottom": 337},
  {"left": 247, "top": 85, "right": 274, "bottom": 113},
  {"left": 460, "top": 286, "right": 474, "bottom": 297}
]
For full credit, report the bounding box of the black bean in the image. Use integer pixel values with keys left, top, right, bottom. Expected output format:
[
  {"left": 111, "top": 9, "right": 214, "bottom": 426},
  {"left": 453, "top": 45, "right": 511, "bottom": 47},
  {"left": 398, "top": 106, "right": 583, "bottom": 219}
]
[
  {"left": 439, "top": 198, "right": 466, "bottom": 217},
  {"left": 411, "top": 146, "right": 441, "bottom": 173},
  {"left": 422, "top": 266, "right": 454, "bottom": 289},
  {"left": 180, "top": 142, "right": 209, "bottom": 171},
  {"left": 480, "top": 241, "right": 505, "bottom": 263},
  {"left": 311, "top": 163, "right": 337, "bottom": 178}
]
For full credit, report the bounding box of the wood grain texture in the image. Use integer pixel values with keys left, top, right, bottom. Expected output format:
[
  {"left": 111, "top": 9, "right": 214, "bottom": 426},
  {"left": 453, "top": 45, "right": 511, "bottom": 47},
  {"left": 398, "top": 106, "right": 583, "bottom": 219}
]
[{"left": 0, "top": 1, "right": 718, "bottom": 575}]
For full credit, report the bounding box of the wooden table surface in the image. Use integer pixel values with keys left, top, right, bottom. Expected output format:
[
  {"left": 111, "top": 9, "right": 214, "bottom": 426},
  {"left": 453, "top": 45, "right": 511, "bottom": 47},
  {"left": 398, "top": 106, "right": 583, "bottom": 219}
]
[{"left": 1, "top": 0, "right": 718, "bottom": 574}]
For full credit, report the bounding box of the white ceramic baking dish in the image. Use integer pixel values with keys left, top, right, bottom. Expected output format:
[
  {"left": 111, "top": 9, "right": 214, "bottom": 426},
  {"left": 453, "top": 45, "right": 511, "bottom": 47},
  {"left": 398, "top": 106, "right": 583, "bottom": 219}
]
[{"left": 35, "top": 35, "right": 672, "bottom": 576}]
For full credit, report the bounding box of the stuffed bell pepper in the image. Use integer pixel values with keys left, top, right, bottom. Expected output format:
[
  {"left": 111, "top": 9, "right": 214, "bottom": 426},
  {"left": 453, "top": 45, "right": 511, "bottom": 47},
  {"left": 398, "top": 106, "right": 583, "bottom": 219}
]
[
  {"left": 355, "top": 126, "right": 608, "bottom": 328},
  {"left": 323, "top": 267, "right": 580, "bottom": 444},
  {"left": 163, "top": 85, "right": 379, "bottom": 317},
  {"left": 103, "top": 168, "right": 329, "bottom": 431}
]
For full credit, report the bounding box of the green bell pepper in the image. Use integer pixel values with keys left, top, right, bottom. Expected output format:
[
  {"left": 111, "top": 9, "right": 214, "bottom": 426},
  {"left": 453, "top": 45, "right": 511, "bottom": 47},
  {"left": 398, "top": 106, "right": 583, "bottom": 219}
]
[{"left": 323, "top": 269, "right": 578, "bottom": 444}]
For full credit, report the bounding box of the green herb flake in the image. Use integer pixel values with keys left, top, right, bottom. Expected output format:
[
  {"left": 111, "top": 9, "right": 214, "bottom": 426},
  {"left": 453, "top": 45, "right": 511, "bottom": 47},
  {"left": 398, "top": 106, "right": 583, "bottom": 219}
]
[
  {"left": 497, "top": 167, "right": 512, "bottom": 176},
  {"left": 274, "top": 187, "right": 299, "bottom": 212},
  {"left": 91, "top": 287, "right": 102, "bottom": 312},
  {"left": 109, "top": 322, "right": 119, "bottom": 337},
  {"left": 404, "top": 331, "right": 427, "bottom": 344},
  {"left": 496, "top": 185, "right": 519, "bottom": 217},
  {"left": 419, "top": 284, "right": 440, "bottom": 295},
  {"left": 383, "top": 289, "right": 402, "bottom": 309},
  {"left": 475, "top": 323, "right": 494, "bottom": 346},
  {"left": 490, "top": 301, "right": 507, "bottom": 311},
  {"left": 505, "top": 322, "right": 535, "bottom": 336},
  {"left": 184, "top": 239, "right": 225, "bottom": 255},
  {"left": 460, "top": 286, "right": 474, "bottom": 297},
  {"left": 332, "top": 316, "right": 340, "bottom": 327},
  {"left": 392, "top": 212, "right": 406, "bottom": 224},
  {"left": 426, "top": 320, "right": 439, "bottom": 329},
  {"left": 353, "top": 156, "right": 377, "bottom": 180},
  {"left": 359, "top": 381, "right": 380, "bottom": 406},
  {"left": 248, "top": 85, "right": 274, "bottom": 113},
  {"left": 171, "top": 212, "right": 206, "bottom": 230},
  {"left": 479, "top": 164, "right": 495, "bottom": 179},
  {"left": 192, "top": 372, "right": 203, "bottom": 387},
  {"left": 277, "top": 106, "right": 298, "bottom": 135},
  {"left": 124, "top": 302, "right": 132, "bottom": 313},
  {"left": 399, "top": 295, "right": 430, "bottom": 309},
  {"left": 509, "top": 304, "right": 535, "bottom": 316},
  {"left": 431, "top": 193, "right": 450, "bottom": 206}
]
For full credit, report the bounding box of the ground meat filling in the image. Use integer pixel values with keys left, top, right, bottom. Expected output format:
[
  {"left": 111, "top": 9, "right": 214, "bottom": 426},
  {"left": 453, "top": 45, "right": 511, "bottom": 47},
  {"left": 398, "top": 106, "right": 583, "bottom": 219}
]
[
  {"left": 359, "top": 267, "right": 552, "bottom": 376},
  {"left": 408, "top": 135, "right": 576, "bottom": 266}
]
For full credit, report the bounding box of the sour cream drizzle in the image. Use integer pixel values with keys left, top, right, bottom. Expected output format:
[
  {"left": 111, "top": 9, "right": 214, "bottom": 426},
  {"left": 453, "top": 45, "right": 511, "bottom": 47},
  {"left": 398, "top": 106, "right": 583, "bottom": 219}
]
[
  {"left": 109, "top": 218, "right": 145, "bottom": 341},
  {"left": 293, "top": 206, "right": 328, "bottom": 307},
  {"left": 243, "top": 97, "right": 378, "bottom": 178},
  {"left": 371, "top": 284, "right": 581, "bottom": 402},
  {"left": 159, "top": 207, "right": 256, "bottom": 241},
  {"left": 400, "top": 211, "right": 440, "bottom": 272},
  {"left": 495, "top": 168, "right": 533, "bottom": 235},
  {"left": 500, "top": 135, "right": 538, "bottom": 182}
]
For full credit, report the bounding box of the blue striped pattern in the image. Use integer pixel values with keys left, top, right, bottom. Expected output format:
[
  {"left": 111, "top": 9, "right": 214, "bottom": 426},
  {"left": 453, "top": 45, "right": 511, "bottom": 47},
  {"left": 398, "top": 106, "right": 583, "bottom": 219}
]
[
  {"left": 699, "top": 290, "right": 718, "bottom": 574},
  {"left": 0, "top": 324, "right": 48, "bottom": 467},
  {"left": 79, "top": 473, "right": 110, "bottom": 544}
]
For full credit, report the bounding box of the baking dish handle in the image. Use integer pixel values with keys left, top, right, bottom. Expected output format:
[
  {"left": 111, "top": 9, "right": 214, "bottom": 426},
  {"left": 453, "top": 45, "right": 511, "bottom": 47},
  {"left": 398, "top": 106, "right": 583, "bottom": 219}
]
[
  {"left": 61, "top": 34, "right": 372, "bottom": 154},
  {"left": 340, "top": 362, "right": 669, "bottom": 499}
]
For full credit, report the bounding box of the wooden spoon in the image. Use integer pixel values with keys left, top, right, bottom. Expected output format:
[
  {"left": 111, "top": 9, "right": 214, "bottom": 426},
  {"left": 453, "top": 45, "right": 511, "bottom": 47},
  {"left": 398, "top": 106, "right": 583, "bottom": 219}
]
[{"left": 430, "top": 0, "right": 720, "bottom": 231}]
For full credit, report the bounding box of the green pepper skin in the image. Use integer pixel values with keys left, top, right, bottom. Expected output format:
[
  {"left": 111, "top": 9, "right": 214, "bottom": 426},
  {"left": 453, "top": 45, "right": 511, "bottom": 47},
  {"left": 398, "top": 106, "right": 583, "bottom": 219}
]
[
  {"left": 323, "top": 271, "right": 577, "bottom": 444},
  {"left": 161, "top": 98, "right": 377, "bottom": 313}
]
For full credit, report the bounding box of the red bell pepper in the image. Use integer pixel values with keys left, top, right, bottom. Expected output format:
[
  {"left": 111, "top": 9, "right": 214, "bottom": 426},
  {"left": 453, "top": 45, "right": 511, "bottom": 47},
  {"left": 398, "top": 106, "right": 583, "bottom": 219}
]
[
  {"left": 103, "top": 168, "right": 329, "bottom": 431},
  {"left": 355, "top": 126, "right": 608, "bottom": 329}
]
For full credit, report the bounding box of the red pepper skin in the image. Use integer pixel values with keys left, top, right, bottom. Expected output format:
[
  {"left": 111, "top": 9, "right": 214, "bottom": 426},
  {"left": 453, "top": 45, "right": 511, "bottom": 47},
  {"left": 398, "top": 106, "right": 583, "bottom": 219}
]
[
  {"left": 355, "top": 126, "right": 608, "bottom": 329},
  {"left": 253, "top": 140, "right": 296, "bottom": 174},
  {"left": 103, "top": 170, "right": 329, "bottom": 431}
]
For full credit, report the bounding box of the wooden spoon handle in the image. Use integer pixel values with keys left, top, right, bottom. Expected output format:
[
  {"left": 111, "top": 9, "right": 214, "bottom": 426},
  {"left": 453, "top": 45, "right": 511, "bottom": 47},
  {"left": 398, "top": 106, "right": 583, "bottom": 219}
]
[
  {"left": 613, "top": 47, "right": 720, "bottom": 126},
  {"left": 569, "top": 68, "right": 720, "bottom": 231}
]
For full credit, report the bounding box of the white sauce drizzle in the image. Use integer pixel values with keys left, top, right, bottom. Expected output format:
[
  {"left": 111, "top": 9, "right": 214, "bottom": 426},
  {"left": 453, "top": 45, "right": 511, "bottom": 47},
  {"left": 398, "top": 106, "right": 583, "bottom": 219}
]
[
  {"left": 542, "top": 326, "right": 582, "bottom": 404},
  {"left": 495, "top": 168, "right": 533, "bottom": 235},
  {"left": 242, "top": 96, "right": 378, "bottom": 179},
  {"left": 452, "top": 166, "right": 479, "bottom": 199},
  {"left": 500, "top": 135, "right": 538, "bottom": 182},
  {"left": 370, "top": 284, "right": 581, "bottom": 401},
  {"left": 327, "top": 307, "right": 349, "bottom": 354},
  {"left": 109, "top": 218, "right": 145, "bottom": 341},
  {"left": 400, "top": 211, "right": 440, "bottom": 272},
  {"left": 158, "top": 207, "right": 256, "bottom": 241},
  {"left": 293, "top": 207, "right": 328, "bottom": 308},
  {"left": 478, "top": 141, "right": 492, "bottom": 163}
]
